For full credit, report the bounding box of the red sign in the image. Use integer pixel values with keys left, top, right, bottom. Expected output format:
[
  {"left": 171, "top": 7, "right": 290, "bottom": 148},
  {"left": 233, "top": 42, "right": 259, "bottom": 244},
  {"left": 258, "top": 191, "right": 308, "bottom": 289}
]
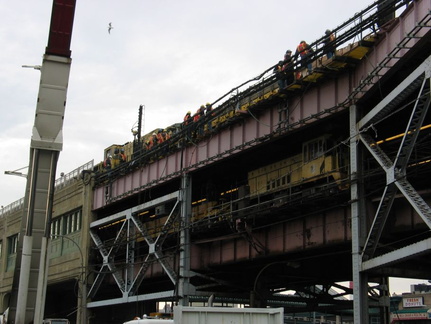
[
  {"left": 403, "top": 297, "right": 424, "bottom": 307},
  {"left": 392, "top": 312, "right": 429, "bottom": 320}
]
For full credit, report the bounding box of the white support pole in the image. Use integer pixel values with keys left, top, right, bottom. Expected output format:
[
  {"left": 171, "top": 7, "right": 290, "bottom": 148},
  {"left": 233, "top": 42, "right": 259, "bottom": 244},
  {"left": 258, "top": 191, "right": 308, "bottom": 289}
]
[
  {"left": 34, "top": 237, "right": 50, "bottom": 324},
  {"left": 15, "top": 236, "right": 33, "bottom": 324}
]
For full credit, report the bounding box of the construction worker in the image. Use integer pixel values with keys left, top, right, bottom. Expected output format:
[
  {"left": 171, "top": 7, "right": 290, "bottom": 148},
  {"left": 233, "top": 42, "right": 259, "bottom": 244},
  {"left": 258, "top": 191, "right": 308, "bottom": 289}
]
[
  {"left": 205, "top": 103, "right": 214, "bottom": 133},
  {"left": 164, "top": 128, "right": 171, "bottom": 141},
  {"left": 156, "top": 129, "right": 164, "bottom": 144},
  {"left": 149, "top": 133, "right": 158, "bottom": 149},
  {"left": 119, "top": 149, "right": 127, "bottom": 163},
  {"left": 183, "top": 111, "right": 192, "bottom": 126},
  {"left": 295, "top": 40, "right": 314, "bottom": 73},
  {"left": 194, "top": 106, "right": 205, "bottom": 138},
  {"left": 282, "top": 50, "right": 294, "bottom": 85},
  {"left": 273, "top": 60, "right": 286, "bottom": 89},
  {"left": 205, "top": 103, "right": 213, "bottom": 116},
  {"left": 144, "top": 140, "right": 151, "bottom": 151},
  {"left": 183, "top": 110, "right": 193, "bottom": 141},
  {"left": 103, "top": 154, "right": 112, "bottom": 170},
  {"left": 195, "top": 105, "right": 205, "bottom": 120},
  {"left": 324, "top": 29, "right": 336, "bottom": 59}
]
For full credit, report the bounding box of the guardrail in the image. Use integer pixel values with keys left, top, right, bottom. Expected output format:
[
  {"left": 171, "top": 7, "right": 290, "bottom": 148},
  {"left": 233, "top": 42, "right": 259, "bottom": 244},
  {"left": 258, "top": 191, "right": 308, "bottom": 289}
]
[
  {"left": 0, "top": 160, "right": 94, "bottom": 217},
  {"left": 54, "top": 159, "right": 94, "bottom": 190}
]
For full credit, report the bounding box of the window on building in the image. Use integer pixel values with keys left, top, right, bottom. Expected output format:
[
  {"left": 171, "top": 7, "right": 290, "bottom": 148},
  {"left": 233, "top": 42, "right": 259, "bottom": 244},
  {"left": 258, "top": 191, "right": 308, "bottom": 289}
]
[
  {"left": 8, "top": 235, "right": 18, "bottom": 255},
  {"left": 303, "top": 137, "right": 326, "bottom": 162},
  {"left": 370, "top": 316, "right": 380, "bottom": 324},
  {"left": 6, "top": 234, "right": 19, "bottom": 271},
  {"left": 51, "top": 209, "right": 82, "bottom": 238},
  {"left": 51, "top": 218, "right": 62, "bottom": 238}
]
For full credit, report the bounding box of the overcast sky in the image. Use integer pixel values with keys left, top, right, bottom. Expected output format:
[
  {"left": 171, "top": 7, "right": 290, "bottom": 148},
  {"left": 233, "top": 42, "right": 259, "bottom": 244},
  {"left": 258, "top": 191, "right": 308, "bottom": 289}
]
[{"left": 0, "top": 1, "right": 427, "bottom": 293}]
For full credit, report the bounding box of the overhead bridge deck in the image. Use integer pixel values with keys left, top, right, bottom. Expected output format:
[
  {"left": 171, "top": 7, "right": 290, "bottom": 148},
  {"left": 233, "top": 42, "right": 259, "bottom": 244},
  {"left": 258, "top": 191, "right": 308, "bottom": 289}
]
[
  {"left": 93, "top": 0, "right": 431, "bottom": 208},
  {"left": 86, "top": 1, "right": 431, "bottom": 322}
]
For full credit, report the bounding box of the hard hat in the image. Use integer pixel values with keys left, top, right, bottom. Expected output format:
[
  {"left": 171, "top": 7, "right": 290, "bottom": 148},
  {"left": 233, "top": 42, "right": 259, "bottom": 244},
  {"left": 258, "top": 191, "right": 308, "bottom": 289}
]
[
  {"left": 187, "top": 111, "right": 191, "bottom": 114},
  {"left": 206, "top": 102, "right": 211, "bottom": 106}
]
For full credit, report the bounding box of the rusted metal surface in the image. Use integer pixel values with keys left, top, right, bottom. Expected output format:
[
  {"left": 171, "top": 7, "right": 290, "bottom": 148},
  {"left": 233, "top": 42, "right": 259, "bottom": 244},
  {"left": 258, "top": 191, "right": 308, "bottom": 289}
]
[{"left": 191, "top": 207, "right": 352, "bottom": 268}]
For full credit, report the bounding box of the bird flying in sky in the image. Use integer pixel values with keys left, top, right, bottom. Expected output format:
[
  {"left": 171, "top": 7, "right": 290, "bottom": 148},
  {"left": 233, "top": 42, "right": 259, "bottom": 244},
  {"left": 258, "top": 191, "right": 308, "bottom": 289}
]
[{"left": 108, "top": 22, "right": 113, "bottom": 34}]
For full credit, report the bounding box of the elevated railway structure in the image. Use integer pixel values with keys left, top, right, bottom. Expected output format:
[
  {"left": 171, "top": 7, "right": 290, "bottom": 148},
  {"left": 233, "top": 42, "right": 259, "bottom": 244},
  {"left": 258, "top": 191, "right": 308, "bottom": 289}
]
[{"left": 84, "top": 1, "right": 431, "bottom": 323}]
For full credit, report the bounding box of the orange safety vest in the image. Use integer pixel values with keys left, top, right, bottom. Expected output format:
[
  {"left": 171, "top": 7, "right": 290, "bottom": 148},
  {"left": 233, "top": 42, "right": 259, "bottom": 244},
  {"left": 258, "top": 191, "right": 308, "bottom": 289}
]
[
  {"left": 156, "top": 132, "right": 164, "bottom": 144},
  {"left": 184, "top": 114, "right": 191, "bottom": 125},
  {"left": 297, "top": 42, "right": 309, "bottom": 57}
]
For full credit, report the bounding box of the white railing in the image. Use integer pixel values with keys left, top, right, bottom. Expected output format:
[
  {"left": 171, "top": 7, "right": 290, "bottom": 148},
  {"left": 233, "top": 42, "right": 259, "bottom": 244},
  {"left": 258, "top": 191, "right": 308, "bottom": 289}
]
[
  {"left": 54, "top": 159, "right": 94, "bottom": 190},
  {"left": 0, "top": 160, "right": 94, "bottom": 218}
]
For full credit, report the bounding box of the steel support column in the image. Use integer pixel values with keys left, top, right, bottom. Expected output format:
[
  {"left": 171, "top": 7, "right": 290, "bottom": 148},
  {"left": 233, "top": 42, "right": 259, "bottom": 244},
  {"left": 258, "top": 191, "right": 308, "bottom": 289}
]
[
  {"left": 350, "top": 105, "right": 369, "bottom": 324},
  {"left": 178, "top": 174, "right": 193, "bottom": 306},
  {"left": 359, "top": 55, "right": 431, "bottom": 262},
  {"left": 126, "top": 216, "right": 136, "bottom": 294}
]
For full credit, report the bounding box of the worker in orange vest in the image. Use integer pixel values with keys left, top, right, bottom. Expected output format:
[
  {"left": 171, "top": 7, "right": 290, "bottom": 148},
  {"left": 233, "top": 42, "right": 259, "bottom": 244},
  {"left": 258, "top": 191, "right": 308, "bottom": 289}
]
[
  {"left": 119, "top": 149, "right": 127, "bottom": 163},
  {"left": 194, "top": 105, "right": 206, "bottom": 138},
  {"left": 183, "top": 111, "right": 192, "bottom": 126},
  {"left": 103, "top": 154, "right": 112, "bottom": 170},
  {"left": 295, "top": 40, "right": 314, "bottom": 73},
  {"left": 149, "top": 133, "right": 158, "bottom": 149},
  {"left": 156, "top": 129, "right": 164, "bottom": 144},
  {"left": 183, "top": 111, "right": 193, "bottom": 141}
]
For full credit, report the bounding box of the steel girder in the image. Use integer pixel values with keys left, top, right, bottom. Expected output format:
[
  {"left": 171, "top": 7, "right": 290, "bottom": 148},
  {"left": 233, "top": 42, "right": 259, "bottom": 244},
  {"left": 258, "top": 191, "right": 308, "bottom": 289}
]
[
  {"left": 359, "top": 56, "right": 431, "bottom": 261},
  {"left": 87, "top": 191, "right": 180, "bottom": 306}
]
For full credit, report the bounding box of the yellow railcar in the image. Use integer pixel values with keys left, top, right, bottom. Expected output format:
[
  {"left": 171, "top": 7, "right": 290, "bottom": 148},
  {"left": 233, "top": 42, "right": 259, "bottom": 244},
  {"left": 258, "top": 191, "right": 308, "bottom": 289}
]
[{"left": 248, "top": 135, "right": 349, "bottom": 197}]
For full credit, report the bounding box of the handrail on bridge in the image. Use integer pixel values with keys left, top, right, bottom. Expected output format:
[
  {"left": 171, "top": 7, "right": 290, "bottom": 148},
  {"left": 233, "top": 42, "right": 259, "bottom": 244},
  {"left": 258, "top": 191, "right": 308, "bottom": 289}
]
[{"left": 212, "top": 0, "right": 411, "bottom": 107}]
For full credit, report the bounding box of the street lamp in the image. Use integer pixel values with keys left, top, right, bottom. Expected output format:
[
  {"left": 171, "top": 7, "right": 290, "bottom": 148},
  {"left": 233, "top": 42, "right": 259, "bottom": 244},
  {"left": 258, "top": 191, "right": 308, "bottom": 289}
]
[
  {"left": 51, "top": 235, "right": 87, "bottom": 322},
  {"left": 4, "top": 166, "right": 28, "bottom": 178},
  {"left": 22, "top": 65, "right": 41, "bottom": 70}
]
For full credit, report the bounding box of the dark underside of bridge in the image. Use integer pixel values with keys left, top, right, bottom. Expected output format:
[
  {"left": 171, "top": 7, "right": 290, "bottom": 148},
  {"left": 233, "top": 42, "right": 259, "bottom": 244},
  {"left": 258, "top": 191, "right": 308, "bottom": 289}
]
[{"left": 89, "top": 29, "right": 431, "bottom": 317}]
